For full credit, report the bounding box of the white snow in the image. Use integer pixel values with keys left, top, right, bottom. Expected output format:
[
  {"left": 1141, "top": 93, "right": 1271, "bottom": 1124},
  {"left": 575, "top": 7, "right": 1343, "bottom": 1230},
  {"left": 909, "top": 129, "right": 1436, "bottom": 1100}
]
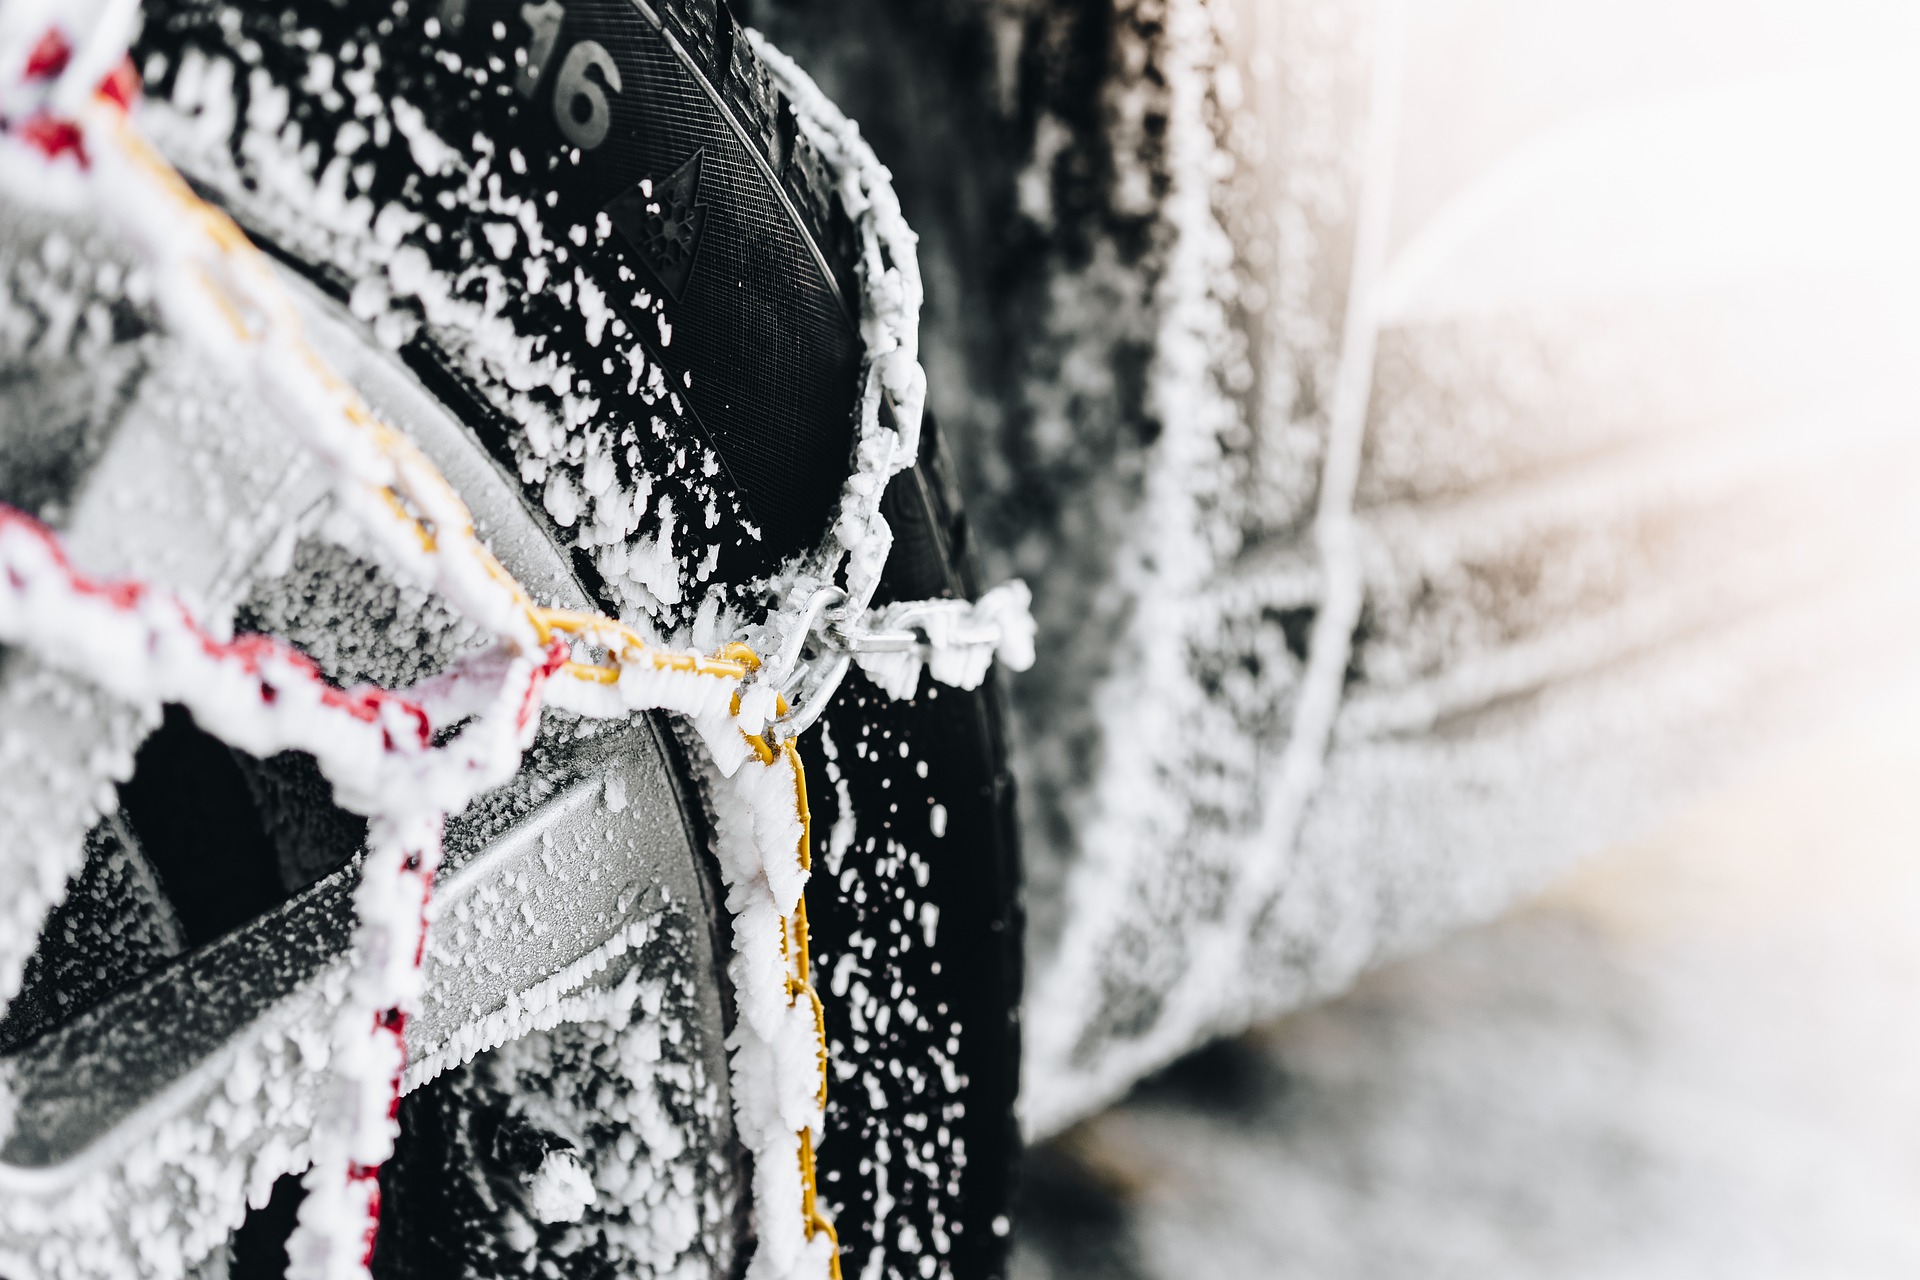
[
  {"left": 0, "top": 14, "right": 1033, "bottom": 1280},
  {"left": 525, "top": 1149, "right": 596, "bottom": 1224}
]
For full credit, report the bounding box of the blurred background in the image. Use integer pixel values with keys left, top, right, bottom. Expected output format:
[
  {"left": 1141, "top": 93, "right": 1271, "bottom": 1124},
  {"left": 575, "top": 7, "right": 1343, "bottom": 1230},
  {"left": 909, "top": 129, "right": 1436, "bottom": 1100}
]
[
  {"left": 743, "top": 0, "right": 1920, "bottom": 1272},
  {"left": 1011, "top": 675, "right": 1920, "bottom": 1279}
]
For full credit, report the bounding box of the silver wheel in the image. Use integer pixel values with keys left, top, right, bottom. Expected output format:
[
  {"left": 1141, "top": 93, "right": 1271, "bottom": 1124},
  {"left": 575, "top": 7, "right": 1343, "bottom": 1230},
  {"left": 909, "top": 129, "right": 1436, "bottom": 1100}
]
[{"left": 1, "top": 264, "right": 743, "bottom": 1278}]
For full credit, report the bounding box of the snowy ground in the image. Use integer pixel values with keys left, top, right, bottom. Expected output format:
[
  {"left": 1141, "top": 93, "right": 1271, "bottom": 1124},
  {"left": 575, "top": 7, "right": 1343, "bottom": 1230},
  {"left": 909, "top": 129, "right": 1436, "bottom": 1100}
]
[{"left": 1012, "top": 675, "right": 1920, "bottom": 1280}]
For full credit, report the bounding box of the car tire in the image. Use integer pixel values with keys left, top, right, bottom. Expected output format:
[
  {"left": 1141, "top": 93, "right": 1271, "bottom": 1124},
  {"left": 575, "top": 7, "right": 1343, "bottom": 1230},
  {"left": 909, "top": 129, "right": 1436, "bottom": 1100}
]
[{"left": 0, "top": 3, "right": 1021, "bottom": 1278}]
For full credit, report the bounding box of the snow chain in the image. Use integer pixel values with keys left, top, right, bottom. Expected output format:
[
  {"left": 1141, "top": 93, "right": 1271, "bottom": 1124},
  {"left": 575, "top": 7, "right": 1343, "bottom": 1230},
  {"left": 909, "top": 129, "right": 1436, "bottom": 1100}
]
[{"left": 0, "top": 22, "right": 1030, "bottom": 1280}]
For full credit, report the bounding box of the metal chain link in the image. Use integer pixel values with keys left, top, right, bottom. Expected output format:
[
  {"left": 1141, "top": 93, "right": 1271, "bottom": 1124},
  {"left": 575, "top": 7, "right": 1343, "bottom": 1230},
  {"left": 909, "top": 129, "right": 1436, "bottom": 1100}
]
[{"left": 764, "top": 581, "right": 1035, "bottom": 739}]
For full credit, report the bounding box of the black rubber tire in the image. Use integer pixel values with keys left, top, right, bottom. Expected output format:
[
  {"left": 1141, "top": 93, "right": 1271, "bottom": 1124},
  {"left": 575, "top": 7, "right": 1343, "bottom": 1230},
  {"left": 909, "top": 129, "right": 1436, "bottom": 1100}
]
[
  {"left": 796, "top": 414, "right": 1025, "bottom": 1280},
  {"left": 118, "top": 3, "right": 1023, "bottom": 1278}
]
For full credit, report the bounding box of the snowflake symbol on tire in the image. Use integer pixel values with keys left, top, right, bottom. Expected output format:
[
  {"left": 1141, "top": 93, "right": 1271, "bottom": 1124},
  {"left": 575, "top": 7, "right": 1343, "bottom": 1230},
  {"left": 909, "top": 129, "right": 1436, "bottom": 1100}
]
[{"left": 607, "top": 150, "right": 708, "bottom": 300}]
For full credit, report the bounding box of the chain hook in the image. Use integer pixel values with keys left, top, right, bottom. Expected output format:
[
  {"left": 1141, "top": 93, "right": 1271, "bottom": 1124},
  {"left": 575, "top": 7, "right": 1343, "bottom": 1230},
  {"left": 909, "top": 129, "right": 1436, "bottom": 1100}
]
[{"left": 765, "top": 584, "right": 854, "bottom": 741}]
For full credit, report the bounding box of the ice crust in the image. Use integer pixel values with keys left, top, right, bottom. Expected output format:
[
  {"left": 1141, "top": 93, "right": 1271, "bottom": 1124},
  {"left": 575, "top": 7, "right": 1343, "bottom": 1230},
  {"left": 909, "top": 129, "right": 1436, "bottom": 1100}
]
[
  {"left": 0, "top": 659, "right": 152, "bottom": 1016},
  {"left": 473, "top": 961, "right": 739, "bottom": 1279}
]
